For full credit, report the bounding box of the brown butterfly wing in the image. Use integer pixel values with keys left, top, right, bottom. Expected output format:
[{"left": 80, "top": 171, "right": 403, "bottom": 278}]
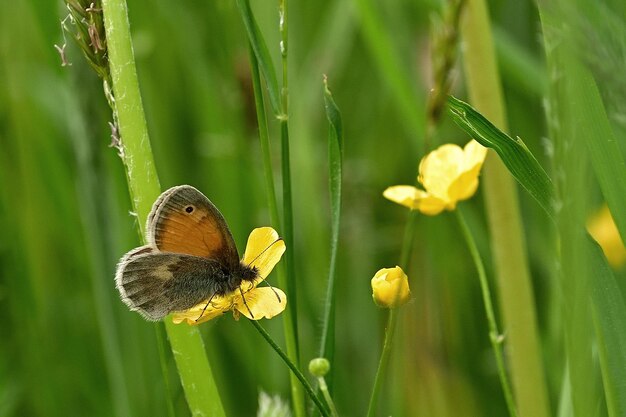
[
  {"left": 115, "top": 245, "right": 229, "bottom": 321},
  {"left": 146, "top": 185, "right": 239, "bottom": 268}
]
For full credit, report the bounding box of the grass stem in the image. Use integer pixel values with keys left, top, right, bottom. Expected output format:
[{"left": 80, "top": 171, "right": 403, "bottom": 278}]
[
  {"left": 101, "top": 0, "right": 225, "bottom": 415},
  {"left": 277, "top": 0, "right": 305, "bottom": 415},
  {"left": 366, "top": 308, "right": 398, "bottom": 417},
  {"left": 456, "top": 208, "right": 518, "bottom": 417},
  {"left": 248, "top": 45, "right": 280, "bottom": 229},
  {"left": 250, "top": 320, "right": 329, "bottom": 417},
  {"left": 461, "top": 1, "right": 551, "bottom": 415},
  {"left": 366, "top": 208, "right": 417, "bottom": 416},
  {"left": 317, "top": 376, "right": 340, "bottom": 417}
]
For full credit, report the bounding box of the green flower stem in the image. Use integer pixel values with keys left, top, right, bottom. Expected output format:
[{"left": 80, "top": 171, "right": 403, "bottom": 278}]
[
  {"left": 317, "top": 376, "right": 340, "bottom": 417},
  {"left": 249, "top": 36, "right": 305, "bottom": 417},
  {"left": 460, "top": 1, "right": 550, "bottom": 416},
  {"left": 250, "top": 320, "right": 329, "bottom": 417},
  {"left": 399, "top": 210, "right": 418, "bottom": 268},
  {"left": 366, "top": 209, "right": 417, "bottom": 417},
  {"left": 456, "top": 209, "right": 518, "bottom": 417},
  {"left": 101, "top": 0, "right": 225, "bottom": 415},
  {"left": 366, "top": 308, "right": 399, "bottom": 417}
]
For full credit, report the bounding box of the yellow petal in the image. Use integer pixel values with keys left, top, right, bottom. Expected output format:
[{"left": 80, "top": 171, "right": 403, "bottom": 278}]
[
  {"left": 419, "top": 144, "right": 464, "bottom": 200},
  {"left": 371, "top": 266, "right": 411, "bottom": 308},
  {"left": 414, "top": 194, "right": 449, "bottom": 215},
  {"left": 235, "top": 287, "right": 287, "bottom": 320},
  {"left": 383, "top": 185, "right": 421, "bottom": 209},
  {"left": 242, "top": 227, "right": 286, "bottom": 285},
  {"left": 171, "top": 295, "right": 233, "bottom": 325},
  {"left": 463, "top": 140, "right": 488, "bottom": 170},
  {"left": 383, "top": 185, "right": 447, "bottom": 215},
  {"left": 447, "top": 164, "right": 482, "bottom": 202},
  {"left": 588, "top": 205, "right": 626, "bottom": 268}
]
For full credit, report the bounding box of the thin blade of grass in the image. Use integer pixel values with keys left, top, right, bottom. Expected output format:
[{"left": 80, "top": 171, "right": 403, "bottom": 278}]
[
  {"left": 353, "top": 0, "right": 425, "bottom": 147},
  {"left": 446, "top": 95, "right": 555, "bottom": 218},
  {"left": 235, "top": 0, "right": 281, "bottom": 116},
  {"left": 319, "top": 77, "right": 344, "bottom": 389}
]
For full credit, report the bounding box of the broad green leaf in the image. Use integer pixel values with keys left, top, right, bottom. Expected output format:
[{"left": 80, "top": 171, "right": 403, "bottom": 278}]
[
  {"left": 446, "top": 95, "right": 555, "bottom": 218},
  {"left": 235, "top": 0, "right": 281, "bottom": 116}
]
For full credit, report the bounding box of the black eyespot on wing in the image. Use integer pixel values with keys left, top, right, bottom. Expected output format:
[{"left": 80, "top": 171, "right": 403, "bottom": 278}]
[{"left": 185, "top": 206, "right": 194, "bottom": 213}]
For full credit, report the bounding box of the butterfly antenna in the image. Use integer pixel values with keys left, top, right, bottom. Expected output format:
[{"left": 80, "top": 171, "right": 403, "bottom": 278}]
[
  {"left": 246, "top": 237, "right": 283, "bottom": 267},
  {"left": 196, "top": 292, "right": 216, "bottom": 322},
  {"left": 239, "top": 287, "right": 254, "bottom": 319},
  {"left": 264, "top": 280, "right": 282, "bottom": 302}
]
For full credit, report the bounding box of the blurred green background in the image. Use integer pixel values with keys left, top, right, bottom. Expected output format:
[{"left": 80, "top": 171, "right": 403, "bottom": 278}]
[{"left": 1, "top": 0, "right": 624, "bottom": 416}]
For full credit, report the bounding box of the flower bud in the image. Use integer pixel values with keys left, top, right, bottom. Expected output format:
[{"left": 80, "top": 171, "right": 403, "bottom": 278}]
[
  {"left": 308, "top": 358, "right": 330, "bottom": 377},
  {"left": 371, "top": 266, "right": 411, "bottom": 308}
]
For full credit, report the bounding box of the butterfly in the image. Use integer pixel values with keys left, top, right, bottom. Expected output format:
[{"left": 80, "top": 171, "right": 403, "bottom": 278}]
[{"left": 115, "top": 185, "right": 286, "bottom": 323}]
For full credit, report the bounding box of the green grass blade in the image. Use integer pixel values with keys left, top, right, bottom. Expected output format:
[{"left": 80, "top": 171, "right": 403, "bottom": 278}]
[
  {"left": 446, "top": 95, "right": 555, "bottom": 218},
  {"left": 235, "top": 0, "right": 281, "bottom": 116},
  {"left": 248, "top": 44, "right": 280, "bottom": 229},
  {"left": 588, "top": 234, "right": 626, "bottom": 417},
  {"left": 65, "top": 83, "right": 132, "bottom": 417},
  {"left": 101, "top": 0, "right": 226, "bottom": 415},
  {"left": 353, "top": 0, "right": 425, "bottom": 145},
  {"left": 493, "top": 28, "right": 547, "bottom": 98},
  {"left": 568, "top": 67, "right": 626, "bottom": 243},
  {"left": 319, "top": 78, "right": 344, "bottom": 387}
]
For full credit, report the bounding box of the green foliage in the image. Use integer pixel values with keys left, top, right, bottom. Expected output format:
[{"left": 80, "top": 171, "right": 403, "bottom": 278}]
[
  {"left": 447, "top": 95, "right": 555, "bottom": 218},
  {"left": 1, "top": 0, "right": 625, "bottom": 416}
]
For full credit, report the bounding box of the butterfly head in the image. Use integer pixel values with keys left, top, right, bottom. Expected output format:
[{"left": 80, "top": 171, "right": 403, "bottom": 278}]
[{"left": 236, "top": 262, "right": 259, "bottom": 283}]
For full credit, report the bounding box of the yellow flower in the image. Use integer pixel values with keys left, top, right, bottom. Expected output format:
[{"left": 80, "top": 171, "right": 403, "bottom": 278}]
[
  {"left": 588, "top": 205, "right": 626, "bottom": 269},
  {"left": 371, "top": 266, "right": 411, "bottom": 308},
  {"left": 384, "top": 140, "right": 487, "bottom": 215},
  {"left": 172, "top": 227, "right": 287, "bottom": 325}
]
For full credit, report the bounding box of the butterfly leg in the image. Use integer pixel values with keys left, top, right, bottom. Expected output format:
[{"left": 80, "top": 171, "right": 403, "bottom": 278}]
[
  {"left": 239, "top": 287, "right": 255, "bottom": 319},
  {"left": 196, "top": 292, "right": 217, "bottom": 322}
]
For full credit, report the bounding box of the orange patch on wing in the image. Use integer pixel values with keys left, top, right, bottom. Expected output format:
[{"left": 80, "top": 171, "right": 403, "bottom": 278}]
[{"left": 156, "top": 209, "right": 225, "bottom": 258}]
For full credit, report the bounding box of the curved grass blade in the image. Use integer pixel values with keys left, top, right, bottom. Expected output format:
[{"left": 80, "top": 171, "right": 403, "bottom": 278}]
[
  {"left": 569, "top": 67, "right": 626, "bottom": 243},
  {"left": 446, "top": 95, "right": 555, "bottom": 218},
  {"left": 235, "top": 0, "right": 281, "bottom": 116},
  {"left": 319, "top": 77, "right": 344, "bottom": 389}
]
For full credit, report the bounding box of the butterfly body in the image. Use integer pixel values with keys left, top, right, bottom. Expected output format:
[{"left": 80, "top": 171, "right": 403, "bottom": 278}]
[{"left": 115, "top": 185, "right": 259, "bottom": 321}]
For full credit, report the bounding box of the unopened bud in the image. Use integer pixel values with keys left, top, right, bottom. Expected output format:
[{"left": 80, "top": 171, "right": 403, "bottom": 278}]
[{"left": 308, "top": 358, "right": 330, "bottom": 377}]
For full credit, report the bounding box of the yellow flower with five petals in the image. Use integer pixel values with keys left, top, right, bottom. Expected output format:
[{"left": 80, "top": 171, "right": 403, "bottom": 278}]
[
  {"left": 172, "top": 227, "right": 287, "bottom": 325},
  {"left": 384, "top": 140, "right": 487, "bottom": 215}
]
